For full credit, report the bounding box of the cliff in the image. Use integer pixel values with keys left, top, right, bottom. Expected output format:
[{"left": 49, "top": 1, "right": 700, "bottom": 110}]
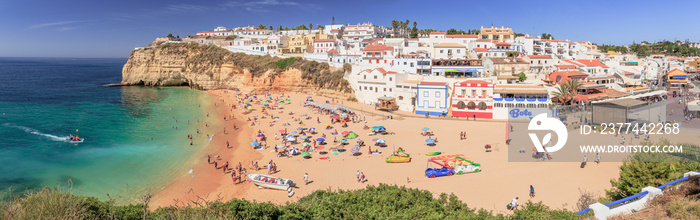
[{"left": 120, "top": 43, "right": 353, "bottom": 97}]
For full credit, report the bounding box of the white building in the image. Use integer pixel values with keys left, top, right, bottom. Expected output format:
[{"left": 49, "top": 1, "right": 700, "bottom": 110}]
[
  {"left": 433, "top": 43, "right": 467, "bottom": 59},
  {"left": 492, "top": 85, "right": 552, "bottom": 120},
  {"left": 351, "top": 68, "right": 398, "bottom": 105},
  {"left": 415, "top": 82, "right": 450, "bottom": 116}
]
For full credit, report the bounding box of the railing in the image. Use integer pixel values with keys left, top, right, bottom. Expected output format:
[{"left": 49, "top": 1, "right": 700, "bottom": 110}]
[{"left": 577, "top": 172, "right": 698, "bottom": 215}]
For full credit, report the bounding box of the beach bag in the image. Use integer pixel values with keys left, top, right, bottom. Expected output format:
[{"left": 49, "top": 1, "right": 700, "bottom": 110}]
[{"left": 506, "top": 203, "right": 512, "bottom": 209}]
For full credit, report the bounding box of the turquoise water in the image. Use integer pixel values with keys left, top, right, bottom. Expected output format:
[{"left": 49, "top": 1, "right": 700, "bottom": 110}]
[{"left": 0, "top": 58, "right": 216, "bottom": 203}]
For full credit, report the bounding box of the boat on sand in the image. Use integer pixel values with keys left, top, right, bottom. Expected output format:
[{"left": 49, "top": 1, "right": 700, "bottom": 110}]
[{"left": 247, "top": 173, "right": 295, "bottom": 191}]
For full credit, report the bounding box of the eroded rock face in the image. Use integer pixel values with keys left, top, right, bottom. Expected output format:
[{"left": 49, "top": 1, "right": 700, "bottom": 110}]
[{"left": 121, "top": 45, "right": 350, "bottom": 98}]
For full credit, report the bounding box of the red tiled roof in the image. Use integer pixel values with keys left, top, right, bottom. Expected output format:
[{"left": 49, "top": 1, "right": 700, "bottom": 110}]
[
  {"left": 330, "top": 29, "right": 338, "bottom": 32},
  {"left": 430, "top": 32, "right": 445, "bottom": 34},
  {"left": 407, "top": 38, "right": 419, "bottom": 41},
  {"left": 420, "top": 82, "right": 447, "bottom": 85},
  {"left": 573, "top": 93, "right": 608, "bottom": 102},
  {"left": 446, "top": 34, "right": 477, "bottom": 38},
  {"left": 577, "top": 59, "right": 609, "bottom": 68},
  {"left": 527, "top": 55, "right": 551, "bottom": 59},
  {"left": 368, "top": 38, "right": 383, "bottom": 44},
  {"left": 376, "top": 68, "right": 396, "bottom": 74},
  {"left": 327, "top": 49, "right": 338, "bottom": 53},
  {"left": 435, "top": 42, "right": 465, "bottom": 48},
  {"left": 623, "top": 70, "right": 635, "bottom": 75},
  {"left": 494, "top": 42, "right": 511, "bottom": 46},
  {"left": 556, "top": 65, "right": 577, "bottom": 69},
  {"left": 552, "top": 71, "right": 588, "bottom": 77},
  {"left": 474, "top": 48, "right": 488, "bottom": 52},
  {"left": 362, "top": 44, "right": 393, "bottom": 51},
  {"left": 523, "top": 36, "right": 538, "bottom": 39},
  {"left": 198, "top": 31, "right": 218, "bottom": 33},
  {"left": 562, "top": 59, "right": 583, "bottom": 67}
]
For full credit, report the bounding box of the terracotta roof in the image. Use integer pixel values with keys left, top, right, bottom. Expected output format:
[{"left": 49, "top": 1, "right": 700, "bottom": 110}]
[
  {"left": 598, "top": 88, "right": 629, "bottom": 98},
  {"left": 562, "top": 59, "right": 583, "bottom": 67},
  {"left": 330, "top": 29, "right": 338, "bottom": 32},
  {"left": 314, "top": 39, "right": 336, "bottom": 42},
  {"left": 376, "top": 68, "right": 396, "bottom": 74},
  {"left": 327, "top": 49, "right": 338, "bottom": 53},
  {"left": 556, "top": 65, "right": 577, "bottom": 69},
  {"left": 446, "top": 34, "right": 477, "bottom": 38},
  {"left": 668, "top": 68, "right": 687, "bottom": 76},
  {"left": 623, "top": 70, "right": 635, "bottom": 75},
  {"left": 368, "top": 38, "right": 383, "bottom": 44},
  {"left": 494, "top": 42, "right": 511, "bottom": 46},
  {"left": 474, "top": 48, "right": 488, "bottom": 52},
  {"left": 407, "top": 38, "right": 419, "bottom": 41},
  {"left": 577, "top": 59, "right": 609, "bottom": 68},
  {"left": 435, "top": 42, "right": 466, "bottom": 48},
  {"left": 573, "top": 93, "right": 608, "bottom": 102},
  {"left": 523, "top": 36, "right": 539, "bottom": 39},
  {"left": 552, "top": 71, "right": 588, "bottom": 77},
  {"left": 527, "top": 55, "right": 551, "bottom": 59},
  {"left": 362, "top": 44, "right": 393, "bottom": 51},
  {"left": 420, "top": 82, "right": 447, "bottom": 85},
  {"left": 430, "top": 32, "right": 445, "bottom": 34}
]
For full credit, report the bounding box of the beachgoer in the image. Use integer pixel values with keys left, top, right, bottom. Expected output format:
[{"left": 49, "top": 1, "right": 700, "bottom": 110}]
[
  {"left": 510, "top": 197, "right": 518, "bottom": 210},
  {"left": 214, "top": 161, "right": 218, "bottom": 169},
  {"left": 596, "top": 153, "right": 601, "bottom": 164},
  {"left": 208, "top": 155, "right": 211, "bottom": 163},
  {"left": 304, "top": 173, "right": 309, "bottom": 185},
  {"left": 356, "top": 170, "right": 360, "bottom": 182},
  {"left": 530, "top": 186, "right": 535, "bottom": 198}
]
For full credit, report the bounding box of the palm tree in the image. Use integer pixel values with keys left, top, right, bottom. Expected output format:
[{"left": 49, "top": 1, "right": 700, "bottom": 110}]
[
  {"left": 552, "top": 83, "right": 572, "bottom": 104},
  {"left": 565, "top": 79, "right": 581, "bottom": 97},
  {"left": 391, "top": 20, "right": 399, "bottom": 37}
]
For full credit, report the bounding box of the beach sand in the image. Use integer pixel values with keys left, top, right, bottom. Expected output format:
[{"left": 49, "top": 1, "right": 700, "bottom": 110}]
[{"left": 150, "top": 90, "right": 700, "bottom": 213}]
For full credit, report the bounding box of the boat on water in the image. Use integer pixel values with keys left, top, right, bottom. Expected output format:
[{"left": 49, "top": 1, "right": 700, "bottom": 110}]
[
  {"left": 247, "top": 173, "right": 295, "bottom": 191},
  {"left": 66, "top": 135, "right": 84, "bottom": 143}
]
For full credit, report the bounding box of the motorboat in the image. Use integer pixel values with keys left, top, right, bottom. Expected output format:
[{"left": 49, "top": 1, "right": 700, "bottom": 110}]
[
  {"left": 247, "top": 173, "right": 294, "bottom": 191},
  {"left": 66, "top": 135, "right": 84, "bottom": 143}
]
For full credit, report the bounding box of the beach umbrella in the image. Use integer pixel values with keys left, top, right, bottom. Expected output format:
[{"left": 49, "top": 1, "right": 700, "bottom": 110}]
[
  {"left": 377, "top": 139, "right": 386, "bottom": 143},
  {"left": 276, "top": 145, "right": 285, "bottom": 149},
  {"left": 250, "top": 141, "right": 259, "bottom": 146},
  {"left": 316, "top": 137, "right": 325, "bottom": 142},
  {"left": 290, "top": 148, "right": 299, "bottom": 155},
  {"left": 300, "top": 136, "right": 309, "bottom": 140},
  {"left": 301, "top": 152, "right": 309, "bottom": 156},
  {"left": 290, "top": 131, "right": 298, "bottom": 134},
  {"left": 342, "top": 131, "right": 350, "bottom": 135},
  {"left": 297, "top": 127, "right": 304, "bottom": 130},
  {"left": 371, "top": 126, "right": 381, "bottom": 130},
  {"left": 287, "top": 137, "right": 296, "bottom": 142},
  {"left": 307, "top": 96, "right": 312, "bottom": 99},
  {"left": 302, "top": 142, "right": 309, "bottom": 146},
  {"left": 257, "top": 133, "right": 265, "bottom": 137},
  {"left": 286, "top": 135, "right": 294, "bottom": 138},
  {"left": 278, "top": 129, "right": 286, "bottom": 133},
  {"left": 351, "top": 146, "right": 359, "bottom": 153},
  {"left": 332, "top": 115, "right": 340, "bottom": 119},
  {"left": 309, "top": 128, "right": 316, "bottom": 131},
  {"left": 346, "top": 133, "right": 358, "bottom": 139},
  {"left": 422, "top": 127, "right": 430, "bottom": 131},
  {"left": 325, "top": 123, "right": 331, "bottom": 126},
  {"left": 372, "top": 138, "right": 379, "bottom": 142},
  {"left": 341, "top": 138, "right": 348, "bottom": 143},
  {"left": 425, "top": 139, "right": 436, "bottom": 143}
]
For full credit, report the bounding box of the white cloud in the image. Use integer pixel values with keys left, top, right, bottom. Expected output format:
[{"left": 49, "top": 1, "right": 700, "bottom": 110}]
[
  {"left": 165, "top": 4, "right": 209, "bottom": 12},
  {"left": 28, "top": 21, "right": 82, "bottom": 30}
]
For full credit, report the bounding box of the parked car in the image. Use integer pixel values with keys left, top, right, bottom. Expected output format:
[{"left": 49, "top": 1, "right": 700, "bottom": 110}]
[{"left": 425, "top": 167, "right": 455, "bottom": 178}]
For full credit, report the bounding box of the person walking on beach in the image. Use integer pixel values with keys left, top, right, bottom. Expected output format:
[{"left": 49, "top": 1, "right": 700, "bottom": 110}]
[
  {"left": 509, "top": 197, "right": 518, "bottom": 210},
  {"left": 208, "top": 155, "right": 211, "bottom": 164},
  {"left": 304, "top": 173, "right": 309, "bottom": 185},
  {"left": 356, "top": 170, "right": 360, "bottom": 182},
  {"left": 529, "top": 185, "right": 535, "bottom": 198},
  {"left": 226, "top": 141, "right": 230, "bottom": 148},
  {"left": 595, "top": 153, "right": 601, "bottom": 165},
  {"left": 231, "top": 169, "right": 237, "bottom": 183},
  {"left": 214, "top": 161, "right": 218, "bottom": 169}
]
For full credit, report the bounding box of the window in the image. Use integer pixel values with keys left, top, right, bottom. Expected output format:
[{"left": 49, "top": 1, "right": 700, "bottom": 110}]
[
  {"left": 423, "top": 91, "right": 429, "bottom": 97},
  {"left": 389, "top": 77, "right": 392, "bottom": 81},
  {"left": 556, "top": 75, "right": 562, "bottom": 82},
  {"left": 457, "top": 101, "right": 466, "bottom": 109},
  {"left": 404, "top": 62, "right": 407, "bottom": 65},
  {"left": 410, "top": 63, "right": 414, "bottom": 67},
  {"left": 383, "top": 88, "right": 386, "bottom": 91},
  {"left": 374, "top": 75, "right": 377, "bottom": 79},
  {"left": 461, "top": 89, "right": 466, "bottom": 97},
  {"left": 389, "top": 88, "right": 392, "bottom": 92},
  {"left": 478, "top": 102, "right": 487, "bottom": 110},
  {"left": 482, "top": 90, "right": 487, "bottom": 98},
  {"left": 435, "top": 101, "right": 441, "bottom": 108},
  {"left": 435, "top": 92, "right": 441, "bottom": 98},
  {"left": 467, "top": 101, "right": 476, "bottom": 109},
  {"left": 398, "top": 96, "right": 404, "bottom": 100},
  {"left": 471, "top": 90, "right": 476, "bottom": 97},
  {"left": 384, "top": 60, "right": 387, "bottom": 63},
  {"left": 457, "top": 49, "right": 460, "bottom": 53},
  {"left": 384, "top": 51, "right": 387, "bottom": 55},
  {"left": 364, "top": 75, "right": 366, "bottom": 79},
  {"left": 440, "top": 50, "right": 444, "bottom": 54},
  {"left": 423, "top": 100, "right": 429, "bottom": 107}
]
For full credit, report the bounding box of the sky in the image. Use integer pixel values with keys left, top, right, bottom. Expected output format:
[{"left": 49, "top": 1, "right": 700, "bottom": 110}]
[{"left": 1, "top": 0, "right": 699, "bottom": 58}]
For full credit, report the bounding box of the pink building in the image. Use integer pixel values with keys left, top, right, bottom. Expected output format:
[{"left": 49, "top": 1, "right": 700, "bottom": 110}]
[{"left": 451, "top": 80, "right": 494, "bottom": 119}]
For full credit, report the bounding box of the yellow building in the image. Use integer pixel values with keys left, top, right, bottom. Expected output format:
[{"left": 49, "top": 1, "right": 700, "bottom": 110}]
[
  {"left": 479, "top": 26, "right": 514, "bottom": 42},
  {"left": 278, "top": 33, "right": 331, "bottom": 56},
  {"left": 668, "top": 68, "right": 688, "bottom": 84},
  {"left": 689, "top": 58, "right": 700, "bottom": 72}
]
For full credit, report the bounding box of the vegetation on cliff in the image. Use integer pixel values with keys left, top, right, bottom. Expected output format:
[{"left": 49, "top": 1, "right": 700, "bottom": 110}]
[
  {"left": 1, "top": 184, "right": 583, "bottom": 219},
  {"left": 153, "top": 43, "right": 352, "bottom": 93}
]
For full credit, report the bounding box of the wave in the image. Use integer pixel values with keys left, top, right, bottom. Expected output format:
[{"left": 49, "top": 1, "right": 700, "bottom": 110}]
[{"left": 3, "top": 123, "right": 69, "bottom": 142}]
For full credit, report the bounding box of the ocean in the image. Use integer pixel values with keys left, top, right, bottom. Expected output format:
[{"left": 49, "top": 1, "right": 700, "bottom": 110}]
[{"left": 0, "top": 57, "right": 215, "bottom": 203}]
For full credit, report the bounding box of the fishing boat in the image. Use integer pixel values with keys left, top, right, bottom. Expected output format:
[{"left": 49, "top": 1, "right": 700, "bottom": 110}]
[
  {"left": 247, "top": 174, "right": 294, "bottom": 191},
  {"left": 66, "top": 135, "right": 84, "bottom": 143}
]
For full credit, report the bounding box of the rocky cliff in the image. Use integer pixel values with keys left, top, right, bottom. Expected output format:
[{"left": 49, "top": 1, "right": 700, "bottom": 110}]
[{"left": 120, "top": 43, "right": 352, "bottom": 97}]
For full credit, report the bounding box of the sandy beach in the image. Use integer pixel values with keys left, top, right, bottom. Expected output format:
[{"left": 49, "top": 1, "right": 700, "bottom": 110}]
[{"left": 150, "top": 90, "right": 699, "bottom": 213}]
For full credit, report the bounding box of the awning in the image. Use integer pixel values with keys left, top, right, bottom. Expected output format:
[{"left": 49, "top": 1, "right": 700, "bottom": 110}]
[{"left": 444, "top": 69, "right": 462, "bottom": 73}]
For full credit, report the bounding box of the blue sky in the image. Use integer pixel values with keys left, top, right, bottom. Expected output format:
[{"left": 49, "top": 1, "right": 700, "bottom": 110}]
[{"left": 1, "top": 0, "right": 698, "bottom": 58}]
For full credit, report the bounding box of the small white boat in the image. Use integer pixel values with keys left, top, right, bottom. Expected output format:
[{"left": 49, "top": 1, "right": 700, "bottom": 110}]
[{"left": 247, "top": 174, "right": 294, "bottom": 191}]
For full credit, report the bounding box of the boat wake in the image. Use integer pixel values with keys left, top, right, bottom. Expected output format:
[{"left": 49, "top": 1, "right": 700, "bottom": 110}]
[{"left": 3, "top": 123, "right": 70, "bottom": 142}]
